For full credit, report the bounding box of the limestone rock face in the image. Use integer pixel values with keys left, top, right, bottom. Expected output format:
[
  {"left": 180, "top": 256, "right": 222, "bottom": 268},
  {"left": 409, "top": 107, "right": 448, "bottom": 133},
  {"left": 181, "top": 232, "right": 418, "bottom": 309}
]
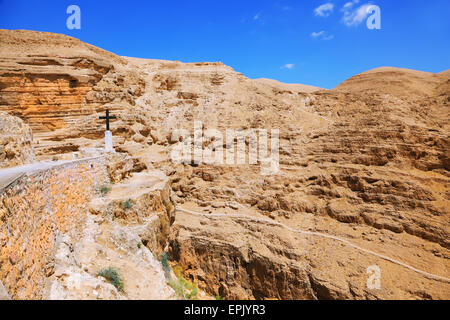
[
  {"left": 170, "top": 209, "right": 450, "bottom": 300},
  {"left": 0, "top": 111, "right": 34, "bottom": 168},
  {"left": 48, "top": 169, "right": 177, "bottom": 300},
  {"left": 0, "top": 29, "right": 146, "bottom": 157},
  {"left": 165, "top": 66, "right": 449, "bottom": 299},
  {"left": 0, "top": 280, "right": 10, "bottom": 300}
]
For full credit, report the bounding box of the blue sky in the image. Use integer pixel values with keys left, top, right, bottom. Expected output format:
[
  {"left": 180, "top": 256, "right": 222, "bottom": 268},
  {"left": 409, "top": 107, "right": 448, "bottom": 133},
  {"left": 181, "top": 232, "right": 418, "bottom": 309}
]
[{"left": 0, "top": 0, "right": 449, "bottom": 88}]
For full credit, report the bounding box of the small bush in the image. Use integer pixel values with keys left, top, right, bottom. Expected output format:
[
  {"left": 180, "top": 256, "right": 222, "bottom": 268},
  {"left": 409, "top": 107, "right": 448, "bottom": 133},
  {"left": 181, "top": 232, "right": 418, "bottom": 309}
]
[
  {"left": 120, "top": 199, "right": 133, "bottom": 210},
  {"left": 178, "top": 276, "right": 193, "bottom": 291},
  {"left": 160, "top": 254, "right": 199, "bottom": 300},
  {"left": 186, "top": 283, "right": 198, "bottom": 300},
  {"left": 97, "top": 267, "right": 124, "bottom": 292},
  {"left": 161, "top": 252, "right": 171, "bottom": 277},
  {"left": 100, "top": 185, "right": 111, "bottom": 195},
  {"left": 173, "top": 265, "right": 183, "bottom": 278},
  {"left": 168, "top": 278, "right": 186, "bottom": 299},
  {"left": 215, "top": 295, "right": 224, "bottom": 300},
  {"left": 167, "top": 276, "right": 198, "bottom": 300},
  {"left": 137, "top": 242, "right": 142, "bottom": 249}
]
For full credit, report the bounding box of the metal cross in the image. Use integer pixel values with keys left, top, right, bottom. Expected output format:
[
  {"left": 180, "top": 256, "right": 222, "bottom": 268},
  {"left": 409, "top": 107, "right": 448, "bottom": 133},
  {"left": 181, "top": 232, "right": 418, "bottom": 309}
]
[{"left": 99, "top": 108, "right": 117, "bottom": 131}]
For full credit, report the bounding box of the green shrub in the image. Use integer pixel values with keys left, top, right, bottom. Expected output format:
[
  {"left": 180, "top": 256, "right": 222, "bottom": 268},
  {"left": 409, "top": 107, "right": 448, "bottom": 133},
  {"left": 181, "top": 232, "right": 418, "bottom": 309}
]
[
  {"left": 161, "top": 254, "right": 199, "bottom": 300},
  {"left": 186, "top": 283, "right": 198, "bottom": 300},
  {"left": 168, "top": 278, "right": 186, "bottom": 299},
  {"left": 161, "top": 252, "right": 171, "bottom": 277},
  {"left": 178, "top": 276, "right": 193, "bottom": 290},
  {"left": 120, "top": 199, "right": 133, "bottom": 210},
  {"left": 167, "top": 276, "right": 198, "bottom": 300},
  {"left": 97, "top": 267, "right": 124, "bottom": 292},
  {"left": 173, "top": 265, "right": 183, "bottom": 278},
  {"left": 100, "top": 185, "right": 111, "bottom": 195}
]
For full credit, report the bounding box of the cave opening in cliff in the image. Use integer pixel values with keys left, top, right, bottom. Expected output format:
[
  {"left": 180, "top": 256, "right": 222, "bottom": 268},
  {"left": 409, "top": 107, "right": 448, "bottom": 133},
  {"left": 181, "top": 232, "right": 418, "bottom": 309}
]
[{"left": 69, "top": 79, "right": 78, "bottom": 88}]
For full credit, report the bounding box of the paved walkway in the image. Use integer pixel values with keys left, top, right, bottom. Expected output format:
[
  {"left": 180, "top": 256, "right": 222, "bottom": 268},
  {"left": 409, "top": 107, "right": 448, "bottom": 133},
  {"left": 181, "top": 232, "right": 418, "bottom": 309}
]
[{"left": 0, "top": 157, "right": 103, "bottom": 192}]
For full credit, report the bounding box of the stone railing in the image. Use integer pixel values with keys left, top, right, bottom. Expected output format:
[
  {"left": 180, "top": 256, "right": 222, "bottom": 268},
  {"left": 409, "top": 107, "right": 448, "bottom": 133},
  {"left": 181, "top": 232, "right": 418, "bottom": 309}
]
[{"left": 0, "top": 156, "right": 108, "bottom": 299}]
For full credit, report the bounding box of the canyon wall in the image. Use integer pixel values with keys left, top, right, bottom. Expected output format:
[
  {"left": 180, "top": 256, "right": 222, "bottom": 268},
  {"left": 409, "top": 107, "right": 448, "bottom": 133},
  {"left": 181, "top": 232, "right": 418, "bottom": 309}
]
[{"left": 165, "top": 67, "right": 450, "bottom": 299}]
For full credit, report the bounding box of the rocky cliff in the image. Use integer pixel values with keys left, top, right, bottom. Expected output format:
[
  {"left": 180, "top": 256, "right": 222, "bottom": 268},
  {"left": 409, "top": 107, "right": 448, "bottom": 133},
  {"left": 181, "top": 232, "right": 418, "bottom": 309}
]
[
  {"left": 0, "top": 29, "right": 448, "bottom": 300},
  {"left": 164, "top": 66, "right": 449, "bottom": 299},
  {"left": 0, "top": 30, "right": 146, "bottom": 158},
  {"left": 0, "top": 111, "right": 34, "bottom": 168}
]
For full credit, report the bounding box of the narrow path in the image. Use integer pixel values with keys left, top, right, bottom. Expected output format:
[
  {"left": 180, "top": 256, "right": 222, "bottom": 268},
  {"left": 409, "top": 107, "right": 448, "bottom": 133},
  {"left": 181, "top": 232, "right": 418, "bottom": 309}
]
[
  {"left": 0, "top": 156, "right": 103, "bottom": 191},
  {"left": 176, "top": 207, "right": 450, "bottom": 284}
]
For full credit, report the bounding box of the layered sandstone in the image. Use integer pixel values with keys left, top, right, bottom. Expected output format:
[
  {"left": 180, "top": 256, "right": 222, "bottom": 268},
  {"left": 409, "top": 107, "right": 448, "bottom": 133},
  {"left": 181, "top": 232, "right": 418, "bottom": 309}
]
[{"left": 0, "top": 30, "right": 146, "bottom": 157}]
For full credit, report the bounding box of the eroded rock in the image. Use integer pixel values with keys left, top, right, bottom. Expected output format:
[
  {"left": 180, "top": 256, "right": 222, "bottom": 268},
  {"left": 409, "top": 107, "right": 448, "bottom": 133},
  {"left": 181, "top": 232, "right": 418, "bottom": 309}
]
[{"left": 0, "top": 111, "right": 35, "bottom": 168}]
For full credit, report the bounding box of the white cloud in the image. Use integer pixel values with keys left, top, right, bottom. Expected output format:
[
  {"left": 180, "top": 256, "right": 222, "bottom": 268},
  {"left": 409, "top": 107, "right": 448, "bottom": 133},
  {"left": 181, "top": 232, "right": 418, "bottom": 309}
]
[
  {"left": 311, "top": 31, "right": 334, "bottom": 40},
  {"left": 314, "top": 3, "right": 335, "bottom": 17},
  {"left": 281, "top": 64, "right": 295, "bottom": 70},
  {"left": 341, "top": 1, "right": 372, "bottom": 26},
  {"left": 253, "top": 12, "right": 260, "bottom": 20},
  {"left": 311, "top": 31, "right": 325, "bottom": 38},
  {"left": 343, "top": 0, "right": 360, "bottom": 9}
]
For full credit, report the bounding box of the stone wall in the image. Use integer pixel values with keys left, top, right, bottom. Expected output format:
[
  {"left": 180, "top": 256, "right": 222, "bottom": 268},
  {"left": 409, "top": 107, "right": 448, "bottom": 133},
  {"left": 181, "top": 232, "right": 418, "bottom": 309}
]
[{"left": 0, "top": 157, "right": 108, "bottom": 299}]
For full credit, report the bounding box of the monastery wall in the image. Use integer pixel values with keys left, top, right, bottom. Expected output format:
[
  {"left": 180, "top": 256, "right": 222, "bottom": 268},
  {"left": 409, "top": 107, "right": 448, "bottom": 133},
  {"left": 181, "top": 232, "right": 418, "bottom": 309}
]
[{"left": 0, "top": 157, "right": 108, "bottom": 299}]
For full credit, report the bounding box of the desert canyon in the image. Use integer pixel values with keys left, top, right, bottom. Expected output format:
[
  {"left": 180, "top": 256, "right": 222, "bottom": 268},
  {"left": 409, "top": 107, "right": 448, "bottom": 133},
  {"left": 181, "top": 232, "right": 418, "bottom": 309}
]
[{"left": 0, "top": 29, "right": 449, "bottom": 300}]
